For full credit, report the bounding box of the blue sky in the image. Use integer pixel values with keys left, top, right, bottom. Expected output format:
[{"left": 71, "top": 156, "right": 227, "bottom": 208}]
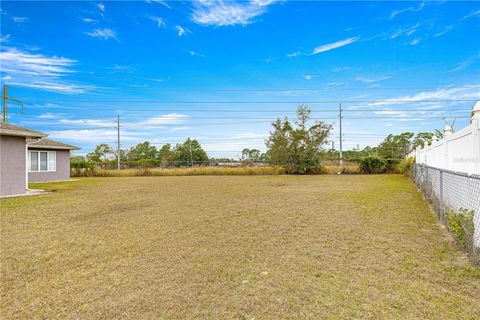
[{"left": 1, "top": 0, "right": 479, "bottom": 157}]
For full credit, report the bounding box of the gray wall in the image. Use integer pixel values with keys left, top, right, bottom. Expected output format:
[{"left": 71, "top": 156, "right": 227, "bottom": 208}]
[
  {"left": 28, "top": 149, "right": 71, "bottom": 183},
  {"left": 0, "top": 135, "right": 27, "bottom": 196}
]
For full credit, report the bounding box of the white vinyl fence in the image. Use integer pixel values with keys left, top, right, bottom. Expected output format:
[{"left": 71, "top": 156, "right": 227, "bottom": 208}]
[
  {"left": 410, "top": 102, "right": 480, "bottom": 265},
  {"left": 412, "top": 103, "right": 480, "bottom": 174}
]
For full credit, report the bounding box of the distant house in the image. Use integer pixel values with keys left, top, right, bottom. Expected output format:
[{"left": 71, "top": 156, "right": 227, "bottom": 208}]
[{"left": 0, "top": 123, "right": 80, "bottom": 197}]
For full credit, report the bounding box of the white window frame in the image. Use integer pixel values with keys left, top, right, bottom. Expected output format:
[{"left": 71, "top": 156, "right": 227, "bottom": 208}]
[{"left": 29, "top": 151, "right": 56, "bottom": 172}]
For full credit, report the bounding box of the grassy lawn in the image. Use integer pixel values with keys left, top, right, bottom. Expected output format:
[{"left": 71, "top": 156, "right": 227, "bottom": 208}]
[{"left": 1, "top": 175, "right": 479, "bottom": 319}]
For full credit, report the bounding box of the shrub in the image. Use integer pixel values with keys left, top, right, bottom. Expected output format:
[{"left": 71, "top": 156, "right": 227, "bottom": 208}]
[
  {"left": 399, "top": 157, "right": 415, "bottom": 176},
  {"left": 446, "top": 208, "right": 475, "bottom": 247},
  {"left": 285, "top": 160, "right": 325, "bottom": 174},
  {"left": 359, "top": 157, "right": 386, "bottom": 174},
  {"left": 385, "top": 159, "right": 400, "bottom": 173}
]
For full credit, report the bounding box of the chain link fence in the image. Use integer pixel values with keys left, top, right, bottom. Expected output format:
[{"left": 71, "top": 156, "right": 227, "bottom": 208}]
[{"left": 412, "top": 164, "right": 480, "bottom": 265}]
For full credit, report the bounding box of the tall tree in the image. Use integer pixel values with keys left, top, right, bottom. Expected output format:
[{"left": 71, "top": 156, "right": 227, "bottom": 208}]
[
  {"left": 266, "top": 105, "right": 331, "bottom": 173},
  {"left": 87, "top": 143, "right": 112, "bottom": 162},
  {"left": 172, "top": 138, "right": 208, "bottom": 166},
  {"left": 129, "top": 141, "right": 158, "bottom": 161}
]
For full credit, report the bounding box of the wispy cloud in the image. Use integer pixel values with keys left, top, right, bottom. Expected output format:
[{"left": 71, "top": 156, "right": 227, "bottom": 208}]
[
  {"left": 286, "top": 51, "right": 301, "bottom": 57},
  {"left": 389, "top": 2, "right": 425, "bottom": 19},
  {"left": 433, "top": 25, "right": 453, "bottom": 38},
  {"left": 191, "top": 0, "right": 277, "bottom": 26},
  {"left": 13, "top": 16, "right": 28, "bottom": 23},
  {"left": 59, "top": 119, "right": 114, "bottom": 128},
  {"left": 146, "top": 0, "right": 171, "bottom": 9},
  {"left": 97, "top": 2, "right": 105, "bottom": 13},
  {"left": 447, "top": 53, "right": 480, "bottom": 72},
  {"left": 390, "top": 23, "right": 420, "bottom": 39},
  {"left": 175, "top": 25, "right": 190, "bottom": 36},
  {"left": 149, "top": 16, "right": 166, "bottom": 28},
  {"left": 0, "top": 47, "right": 87, "bottom": 94},
  {"left": 0, "top": 34, "right": 11, "bottom": 42},
  {"left": 80, "top": 17, "right": 98, "bottom": 24},
  {"left": 311, "top": 36, "right": 360, "bottom": 55},
  {"left": 409, "top": 38, "right": 421, "bottom": 46},
  {"left": 462, "top": 9, "right": 480, "bottom": 20},
  {"left": 136, "top": 113, "right": 189, "bottom": 128},
  {"left": 188, "top": 50, "right": 205, "bottom": 57},
  {"left": 355, "top": 76, "right": 390, "bottom": 83},
  {"left": 85, "top": 28, "right": 120, "bottom": 42},
  {"left": 369, "top": 85, "right": 480, "bottom": 106}
]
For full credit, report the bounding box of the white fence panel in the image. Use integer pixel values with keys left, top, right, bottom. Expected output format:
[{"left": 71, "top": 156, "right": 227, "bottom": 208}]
[{"left": 414, "top": 117, "right": 480, "bottom": 174}]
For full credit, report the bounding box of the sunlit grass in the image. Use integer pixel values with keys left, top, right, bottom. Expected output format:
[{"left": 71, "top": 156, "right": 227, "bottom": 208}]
[{"left": 2, "top": 175, "right": 479, "bottom": 318}]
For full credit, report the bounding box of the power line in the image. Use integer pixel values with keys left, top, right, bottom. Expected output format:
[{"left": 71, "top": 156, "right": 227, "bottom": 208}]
[{"left": 17, "top": 98, "right": 479, "bottom": 104}]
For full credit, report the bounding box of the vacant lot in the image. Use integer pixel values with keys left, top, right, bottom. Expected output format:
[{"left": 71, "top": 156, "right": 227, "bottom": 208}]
[{"left": 1, "top": 175, "right": 479, "bottom": 319}]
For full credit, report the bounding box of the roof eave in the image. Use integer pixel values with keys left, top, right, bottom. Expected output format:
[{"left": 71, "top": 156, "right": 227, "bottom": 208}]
[
  {"left": 0, "top": 129, "right": 48, "bottom": 138},
  {"left": 28, "top": 145, "right": 81, "bottom": 150}
]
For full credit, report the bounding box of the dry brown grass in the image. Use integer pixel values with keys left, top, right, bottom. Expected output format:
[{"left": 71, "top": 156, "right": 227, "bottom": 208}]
[
  {"left": 72, "top": 166, "right": 286, "bottom": 177},
  {"left": 1, "top": 175, "right": 479, "bottom": 319}
]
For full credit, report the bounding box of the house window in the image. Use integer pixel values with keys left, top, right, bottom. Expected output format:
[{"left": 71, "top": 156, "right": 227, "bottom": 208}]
[{"left": 29, "top": 151, "right": 56, "bottom": 172}]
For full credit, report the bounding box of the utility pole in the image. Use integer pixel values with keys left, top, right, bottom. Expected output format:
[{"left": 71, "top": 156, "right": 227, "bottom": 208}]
[
  {"left": 339, "top": 102, "right": 343, "bottom": 165},
  {"left": 189, "top": 140, "right": 194, "bottom": 167},
  {"left": 115, "top": 115, "right": 121, "bottom": 170},
  {"left": 2, "top": 84, "right": 8, "bottom": 123},
  {"left": 1, "top": 84, "right": 25, "bottom": 123}
]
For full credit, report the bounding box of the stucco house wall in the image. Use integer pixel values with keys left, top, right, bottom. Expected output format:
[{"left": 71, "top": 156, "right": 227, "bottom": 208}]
[
  {"left": 28, "top": 149, "right": 71, "bottom": 183},
  {"left": 0, "top": 135, "right": 27, "bottom": 196}
]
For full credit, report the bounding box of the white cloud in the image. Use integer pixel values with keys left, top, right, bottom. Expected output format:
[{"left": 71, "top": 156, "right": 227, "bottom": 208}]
[
  {"left": 188, "top": 50, "right": 205, "bottom": 57},
  {"left": 462, "top": 9, "right": 480, "bottom": 20},
  {"left": 48, "top": 129, "right": 142, "bottom": 143},
  {"left": 448, "top": 54, "right": 479, "bottom": 73},
  {"left": 136, "top": 113, "right": 189, "bottom": 128},
  {"left": 146, "top": 0, "right": 171, "bottom": 9},
  {"left": 150, "top": 16, "right": 166, "bottom": 28},
  {"left": 81, "top": 17, "right": 98, "bottom": 24},
  {"left": 175, "top": 25, "right": 190, "bottom": 36},
  {"left": 13, "top": 16, "right": 28, "bottom": 23},
  {"left": 391, "top": 23, "right": 420, "bottom": 39},
  {"left": 369, "top": 85, "right": 480, "bottom": 106},
  {"left": 355, "top": 76, "right": 390, "bottom": 83},
  {"left": 85, "top": 28, "right": 119, "bottom": 42},
  {"left": 0, "top": 47, "right": 86, "bottom": 94},
  {"left": 191, "top": 0, "right": 277, "bottom": 26},
  {"left": 0, "top": 34, "right": 11, "bottom": 42},
  {"left": 409, "top": 38, "right": 421, "bottom": 45},
  {"left": 38, "top": 113, "right": 58, "bottom": 119},
  {"left": 97, "top": 3, "right": 105, "bottom": 13},
  {"left": 286, "top": 51, "right": 301, "bottom": 57},
  {"left": 59, "top": 119, "right": 115, "bottom": 127},
  {"left": 311, "top": 37, "right": 359, "bottom": 55},
  {"left": 433, "top": 25, "right": 453, "bottom": 38},
  {"left": 389, "top": 2, "right": 425, "bottom": 19},
  {"left": 304, "top": 74, "right": 313, "bottom": 80}
]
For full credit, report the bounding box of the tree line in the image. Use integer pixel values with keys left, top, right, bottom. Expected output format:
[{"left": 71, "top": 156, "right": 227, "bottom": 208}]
[{"left": 72, "top": 105, "right": 442, "bottom": 173}]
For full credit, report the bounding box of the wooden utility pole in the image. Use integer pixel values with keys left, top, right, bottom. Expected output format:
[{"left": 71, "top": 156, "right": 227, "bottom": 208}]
[
  {"left": 116, "top": 115, "right": 121, "bottom": 170},
  {"left": 1, "top": 84, "right": 24, "bottom": 123},
  {"left": 339, "top": 102, "right": 343, "bottom": 165},
  {"left": 2, "top": 84, "right": 8, "bottom": 123}
]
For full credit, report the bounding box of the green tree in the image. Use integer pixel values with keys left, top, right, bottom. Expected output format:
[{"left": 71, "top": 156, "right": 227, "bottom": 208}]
[
  {"left": 86, "top": 143, "right": 112, "bottom": 162},
  {"left": 241, "top": 148, "right": 250, "bottom": 160},
  {"left": 157, "top": 143, "right": 172, "bottom": 160},
  {"left": 266, "top": 105, "right": 331, "bottom": 173},
  {"left": 248, "top": 149, "right": 261, "bottom": 161},
  {"left": 172, "top": 138, "right": 208, "bottom": 166},
  {"left": 129, "top": 141, "right": 158, "bottom": 161}
]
